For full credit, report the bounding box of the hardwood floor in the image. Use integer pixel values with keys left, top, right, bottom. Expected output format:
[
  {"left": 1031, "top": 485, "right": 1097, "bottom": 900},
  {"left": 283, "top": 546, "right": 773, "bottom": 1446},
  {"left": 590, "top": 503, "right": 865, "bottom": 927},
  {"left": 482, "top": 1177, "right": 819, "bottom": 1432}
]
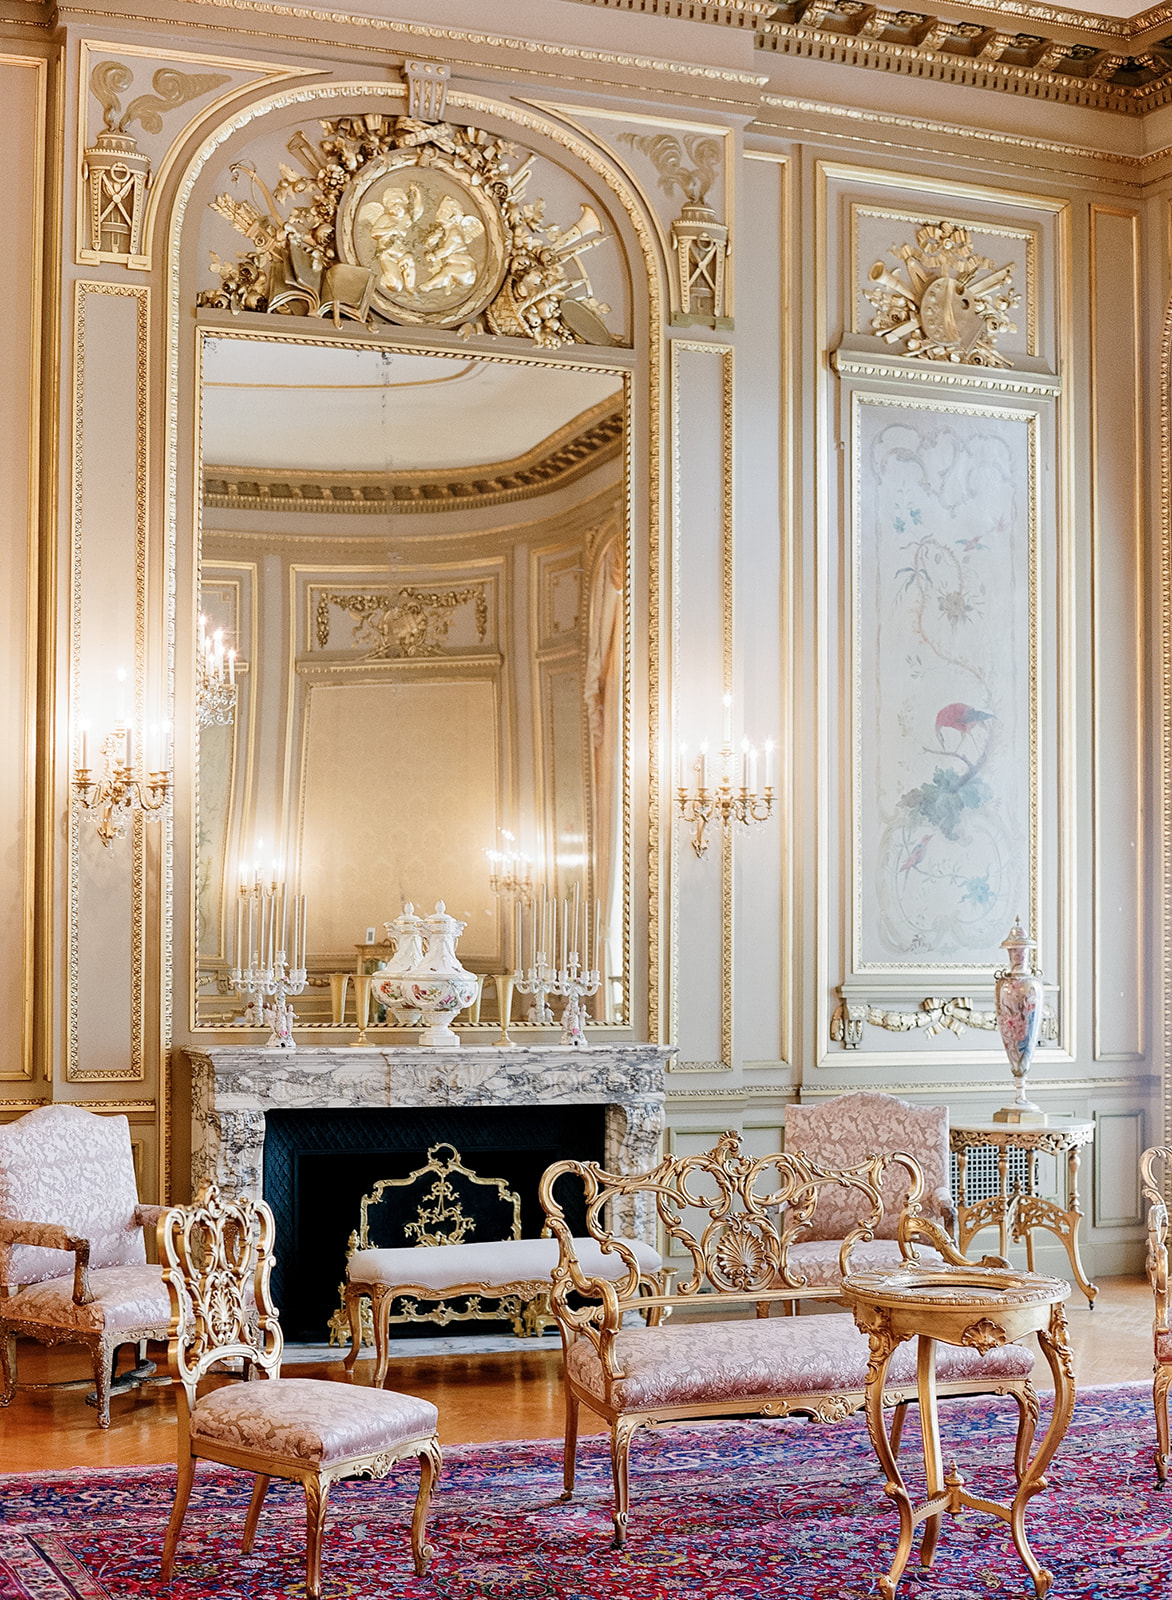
[{"left": 0, "top": 1275, "right": 1155, "bottom": 1474}]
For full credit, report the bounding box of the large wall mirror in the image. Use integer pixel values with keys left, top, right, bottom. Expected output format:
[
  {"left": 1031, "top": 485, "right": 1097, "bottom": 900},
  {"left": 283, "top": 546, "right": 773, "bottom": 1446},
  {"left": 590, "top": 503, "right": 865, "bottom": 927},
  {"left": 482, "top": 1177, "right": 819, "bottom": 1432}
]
[{"left": 193, "top": 327, "right": 631, "bottom": 1030}]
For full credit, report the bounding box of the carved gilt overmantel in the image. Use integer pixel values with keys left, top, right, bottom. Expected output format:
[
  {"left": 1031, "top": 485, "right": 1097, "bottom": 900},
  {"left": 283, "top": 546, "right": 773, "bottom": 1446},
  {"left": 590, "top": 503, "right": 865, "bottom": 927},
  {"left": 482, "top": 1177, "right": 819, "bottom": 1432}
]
[{"left": 187, "top": 1043, "right": 674, "bottom": 1244}]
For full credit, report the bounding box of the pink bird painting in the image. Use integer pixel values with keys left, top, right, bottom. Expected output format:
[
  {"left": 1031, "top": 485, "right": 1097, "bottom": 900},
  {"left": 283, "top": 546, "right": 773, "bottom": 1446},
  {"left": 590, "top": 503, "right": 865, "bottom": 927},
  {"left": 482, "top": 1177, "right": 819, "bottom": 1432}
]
[
  {"left": 899, "top": 833, "right": 932, "bottom": 882},
  {"left": 934, "top": 702, "right": 994, "bottom": 747}
]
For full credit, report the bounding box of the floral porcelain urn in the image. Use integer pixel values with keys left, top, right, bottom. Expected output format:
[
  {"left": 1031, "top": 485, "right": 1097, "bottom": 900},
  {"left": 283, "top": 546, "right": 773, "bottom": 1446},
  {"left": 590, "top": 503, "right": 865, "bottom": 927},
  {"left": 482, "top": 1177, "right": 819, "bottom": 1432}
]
[
  {"left": 993, "top": 916, "right": 1048, "bottom": 1125},
  {"left": 401, "top": 901, "right": 480, "bottom": 1049},
  {"left": 370, "top": 903, "right": 426, "bottom": 1027}
]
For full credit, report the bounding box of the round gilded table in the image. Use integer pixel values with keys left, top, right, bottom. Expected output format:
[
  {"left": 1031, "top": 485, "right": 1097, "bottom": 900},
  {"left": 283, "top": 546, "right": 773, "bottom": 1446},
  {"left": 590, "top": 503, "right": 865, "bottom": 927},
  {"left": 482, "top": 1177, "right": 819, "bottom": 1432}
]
[{"left": 842, "top": 1263, "right": 1075, "bottom": 1600}]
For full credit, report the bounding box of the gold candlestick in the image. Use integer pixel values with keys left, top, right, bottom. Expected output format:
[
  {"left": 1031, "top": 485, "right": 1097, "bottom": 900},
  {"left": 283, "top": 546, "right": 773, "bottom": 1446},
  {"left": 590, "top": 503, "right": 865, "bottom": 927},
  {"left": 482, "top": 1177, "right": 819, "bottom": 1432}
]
[
  {"left": 492, "top": 974, "right": 516, "bottom": 1048},
  {"left": 350, "top": 973, "right": 373, "bottom": 1046}
]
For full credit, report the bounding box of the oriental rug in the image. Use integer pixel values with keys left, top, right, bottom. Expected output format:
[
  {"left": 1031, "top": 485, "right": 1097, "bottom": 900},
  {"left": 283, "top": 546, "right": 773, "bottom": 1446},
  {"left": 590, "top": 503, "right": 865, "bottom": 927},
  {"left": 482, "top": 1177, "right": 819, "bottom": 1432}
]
[{"left": 0, "top": 1384, "right": 1169, "bottom": 1598}]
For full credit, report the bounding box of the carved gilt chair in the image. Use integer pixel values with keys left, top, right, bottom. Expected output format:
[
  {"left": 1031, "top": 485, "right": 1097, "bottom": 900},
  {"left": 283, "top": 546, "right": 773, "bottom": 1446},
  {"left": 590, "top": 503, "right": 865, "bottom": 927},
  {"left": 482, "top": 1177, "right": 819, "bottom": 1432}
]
[
  {"left": 160, "top": 1182, "right": 442, "bottom": 1599},
  {"left": 1141, "top": 1144, "right": 1172, "bottom": 1485},
  {"left": 0, "top": 1103, "right": 171, "bottom": 1427},
  {"left": 782, "top": 1091, "right": 957, "bottom": 1289},
  {"left": 340, "top": 1141, "right": 663, "bottom": 1388}
]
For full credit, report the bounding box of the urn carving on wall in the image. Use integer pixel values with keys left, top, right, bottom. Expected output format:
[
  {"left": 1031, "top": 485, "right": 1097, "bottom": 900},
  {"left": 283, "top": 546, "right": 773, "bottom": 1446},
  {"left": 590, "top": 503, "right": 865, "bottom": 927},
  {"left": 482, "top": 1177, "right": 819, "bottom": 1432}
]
[{"left": 993, "top": 917, "right": 1047, "bottom": 1126}]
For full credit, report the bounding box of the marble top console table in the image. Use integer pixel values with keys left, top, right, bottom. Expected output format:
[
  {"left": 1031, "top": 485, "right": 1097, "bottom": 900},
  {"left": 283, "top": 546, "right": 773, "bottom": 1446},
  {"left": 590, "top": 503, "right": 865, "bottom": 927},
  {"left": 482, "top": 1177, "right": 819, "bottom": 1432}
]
[{"left": 186, "top": 1043, "right": 675, "bottom": 1245}]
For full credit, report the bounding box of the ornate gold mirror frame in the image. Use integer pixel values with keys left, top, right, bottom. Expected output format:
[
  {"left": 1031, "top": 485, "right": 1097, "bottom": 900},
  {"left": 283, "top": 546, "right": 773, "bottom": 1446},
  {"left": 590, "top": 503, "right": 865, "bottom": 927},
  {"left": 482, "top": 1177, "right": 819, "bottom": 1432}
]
[{"left": 163, "top": 80, "right": 668, "bottom": 1047}]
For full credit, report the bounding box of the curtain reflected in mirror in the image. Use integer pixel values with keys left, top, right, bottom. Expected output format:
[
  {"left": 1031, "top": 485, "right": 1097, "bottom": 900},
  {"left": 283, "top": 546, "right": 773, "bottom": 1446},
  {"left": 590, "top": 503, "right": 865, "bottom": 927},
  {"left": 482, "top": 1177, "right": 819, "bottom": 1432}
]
[{"left": 194, "top": 331, "right": 628, "bottom": 1029}]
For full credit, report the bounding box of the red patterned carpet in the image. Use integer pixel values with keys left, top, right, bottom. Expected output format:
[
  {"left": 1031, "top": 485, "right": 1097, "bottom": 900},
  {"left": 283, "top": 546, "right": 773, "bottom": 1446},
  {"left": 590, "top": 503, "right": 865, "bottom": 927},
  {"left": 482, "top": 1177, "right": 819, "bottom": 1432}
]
[{"left": 0, "top": 1384, "right": 1168, "bottom": 1597}]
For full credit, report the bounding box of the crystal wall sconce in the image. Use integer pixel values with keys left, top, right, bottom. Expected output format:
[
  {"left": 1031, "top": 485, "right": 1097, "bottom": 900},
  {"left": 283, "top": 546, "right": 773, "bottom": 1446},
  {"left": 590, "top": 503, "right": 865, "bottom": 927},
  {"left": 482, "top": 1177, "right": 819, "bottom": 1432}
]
[
  {"left": 676, "top": 696, "right": 775, "bottom": 859},
  {"left": 197, "top": 614, "right": 236, "bottom": 726}
]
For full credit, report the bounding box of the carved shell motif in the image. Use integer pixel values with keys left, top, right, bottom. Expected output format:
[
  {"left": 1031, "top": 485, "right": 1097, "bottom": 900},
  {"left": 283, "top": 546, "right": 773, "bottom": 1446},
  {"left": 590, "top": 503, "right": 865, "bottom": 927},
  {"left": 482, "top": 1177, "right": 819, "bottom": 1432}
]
[{"left": 710, "top": 1219, "right": 777, "bottom": 1292}]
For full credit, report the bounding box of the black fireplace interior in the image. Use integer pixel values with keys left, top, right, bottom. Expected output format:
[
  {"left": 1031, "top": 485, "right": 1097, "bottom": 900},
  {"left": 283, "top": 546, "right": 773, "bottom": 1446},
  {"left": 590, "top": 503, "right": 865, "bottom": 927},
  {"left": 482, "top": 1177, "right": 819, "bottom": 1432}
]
[{"left": 264, "top": 1105, "right": 606, "bottom": 1341}]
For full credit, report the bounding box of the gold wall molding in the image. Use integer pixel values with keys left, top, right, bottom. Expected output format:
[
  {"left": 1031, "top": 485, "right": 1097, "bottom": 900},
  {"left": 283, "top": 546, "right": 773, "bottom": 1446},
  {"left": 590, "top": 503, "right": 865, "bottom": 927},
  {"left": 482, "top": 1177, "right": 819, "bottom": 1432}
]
[
  {"left": 831, "top": 348, "right": 1060, "bottom": 394},
  {"left": 167, "top": 83, "right": 665, "bottom": 1044},
  {"left": 1159, "top": 290, "right": 1172, "bottom": 1149},
  {"left": 313, "top": 583, "right": 489, "bottom": 659},
  {"left": 68, "top": 281, "right": 151, "bottom": 1084},
  {"left": 202, "top": 399, "right": 623, "bottom": 514},
  {"left": 759, "top": 12, "right": 1172, "bottom": 114}
]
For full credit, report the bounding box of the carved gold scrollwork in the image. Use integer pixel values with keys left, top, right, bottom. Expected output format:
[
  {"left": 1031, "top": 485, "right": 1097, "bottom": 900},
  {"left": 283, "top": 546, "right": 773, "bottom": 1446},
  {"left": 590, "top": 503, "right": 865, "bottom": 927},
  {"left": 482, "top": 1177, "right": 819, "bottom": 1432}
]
[
  {"left": 863, "top": 220, "right": 1019, "bottom": 367},
  {"left": 314, "top": 584, "right": 489, "bottom": 658},
  {"left": 84, "top": 61, "right": 231, "bottom": 266},
  {"left": 198, "top": 114, "right": 613, "bottom": 348},
  {"left": 831, "top": 987, "right": 1057, "bottom": 1048},
  {"left": 619, "top": 133, "right": 731, "bottom": 329}
]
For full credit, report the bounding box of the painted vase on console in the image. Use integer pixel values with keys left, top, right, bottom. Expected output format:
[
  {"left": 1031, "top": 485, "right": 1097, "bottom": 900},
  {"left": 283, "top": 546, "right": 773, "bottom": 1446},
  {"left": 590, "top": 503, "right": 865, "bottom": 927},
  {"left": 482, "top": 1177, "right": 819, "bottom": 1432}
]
[
  {"left": 370, "top": 904, "right": 426, "bottom": 1027},
  {"left": 403, "top": 901, "right": 480, "bottom": 1049},
  {"left": 993, "top": 916, "right": 1045, "bottom": 1123}
]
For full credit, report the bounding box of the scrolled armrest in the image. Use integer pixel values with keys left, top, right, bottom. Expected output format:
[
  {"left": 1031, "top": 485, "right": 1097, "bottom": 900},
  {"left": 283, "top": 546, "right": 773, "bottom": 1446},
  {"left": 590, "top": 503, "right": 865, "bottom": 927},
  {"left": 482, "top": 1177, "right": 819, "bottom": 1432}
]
[
  {"left": 930, "top": 1185, "right": 956, "bottom": 1235},
  {"left": 0, "top": 1218, "right": 93, "bottom": 1305},
  {"left": 134, "top": 1204, "right": 167, "bottom": 1230}
]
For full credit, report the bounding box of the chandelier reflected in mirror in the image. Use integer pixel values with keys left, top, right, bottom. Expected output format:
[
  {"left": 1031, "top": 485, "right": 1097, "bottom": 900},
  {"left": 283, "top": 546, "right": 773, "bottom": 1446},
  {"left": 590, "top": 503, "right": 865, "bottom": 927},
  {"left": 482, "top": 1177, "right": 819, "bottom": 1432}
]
[{"left": 197, "top": 613, "right": 236, "bottom": 726}]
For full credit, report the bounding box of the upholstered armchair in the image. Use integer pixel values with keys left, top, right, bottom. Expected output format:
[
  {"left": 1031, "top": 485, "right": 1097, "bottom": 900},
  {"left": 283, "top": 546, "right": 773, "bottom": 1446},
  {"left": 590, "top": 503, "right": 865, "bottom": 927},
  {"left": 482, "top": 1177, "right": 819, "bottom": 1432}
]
[
  {"left": 1141, "top": 1145, "right": 1172, "bottom": 1484},
  {"left": 783, "top": 1091, "right": 957, "bottom": 1290},
  {"left": 160, "top": 1182, "right": 441, "bottom": 1600},
  {"left": 0, "top": 1103, "right": 171, "bottom": 1426}
]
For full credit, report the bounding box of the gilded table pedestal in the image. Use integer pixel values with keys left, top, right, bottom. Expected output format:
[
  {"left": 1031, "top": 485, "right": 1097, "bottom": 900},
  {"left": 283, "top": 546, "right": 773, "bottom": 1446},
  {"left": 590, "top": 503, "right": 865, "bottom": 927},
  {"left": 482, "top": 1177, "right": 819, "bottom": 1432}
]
[
  {"left": 843, "top": 1264, "right": 1075, "bottom": 1600},
  {"left": 951, "top": 1121, "right": 1097, "bottom": 1307}
]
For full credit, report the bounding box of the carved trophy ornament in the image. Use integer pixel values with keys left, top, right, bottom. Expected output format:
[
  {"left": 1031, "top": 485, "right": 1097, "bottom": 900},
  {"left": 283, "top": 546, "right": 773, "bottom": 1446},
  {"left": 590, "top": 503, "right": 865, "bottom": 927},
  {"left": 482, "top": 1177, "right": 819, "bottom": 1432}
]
[
  {"left": 84, "top": 60, "right": 230, "bottom": 264},
  {"left": 619, "top": 132, "right": 730, "bottom": 328},
  {"left": 864, "top": 220, "right": 1019, "bottom": 368},
  {"left": 198, "top": 114, "right": 614, "bottom": 348}
]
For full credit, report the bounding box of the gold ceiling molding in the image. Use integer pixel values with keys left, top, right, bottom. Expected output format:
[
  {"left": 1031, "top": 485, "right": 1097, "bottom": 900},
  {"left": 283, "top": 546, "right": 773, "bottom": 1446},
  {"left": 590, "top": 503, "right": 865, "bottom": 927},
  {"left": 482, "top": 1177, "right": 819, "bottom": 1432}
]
[
  {"left": 759, "top": 11, "right": 1172, "bottom": 112},
  {"left": 203, "top": 398, "right": 623, "bottom": 514}
]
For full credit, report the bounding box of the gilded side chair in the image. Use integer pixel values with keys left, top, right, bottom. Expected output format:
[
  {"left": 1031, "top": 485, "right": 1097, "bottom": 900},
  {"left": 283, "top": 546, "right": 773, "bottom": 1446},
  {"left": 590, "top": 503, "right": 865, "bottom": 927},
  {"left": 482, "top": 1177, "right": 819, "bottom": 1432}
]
[
  {"left": 1140, "top": 1145, "right": 1172, "bottom": 1484},
  {"left": 782, "top": 1091, "right": 957, "bottom": 1289},
  {"left": 0, "top": 1103, "right": 171, "bottom": 1426},
  {"left": 159, "top": 1182, "right": 442, "bottom": 1599}
]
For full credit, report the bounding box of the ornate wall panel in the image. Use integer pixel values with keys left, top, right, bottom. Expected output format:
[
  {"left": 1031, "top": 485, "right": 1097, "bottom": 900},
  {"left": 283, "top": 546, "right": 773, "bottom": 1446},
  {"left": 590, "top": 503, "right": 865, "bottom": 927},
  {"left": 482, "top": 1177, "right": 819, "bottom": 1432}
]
[
  {"left": 670, "top": 339, "right": 734, "bottom": 1071},
  {"left": 68, "top": 282, "right": 151, "bottom": 1082},
  {"left": 1089, "top": 206, "right": 1145, "bottom": 1064},
  {"left": 0, "top": 55, "right": 46, "bottom": 1086}
]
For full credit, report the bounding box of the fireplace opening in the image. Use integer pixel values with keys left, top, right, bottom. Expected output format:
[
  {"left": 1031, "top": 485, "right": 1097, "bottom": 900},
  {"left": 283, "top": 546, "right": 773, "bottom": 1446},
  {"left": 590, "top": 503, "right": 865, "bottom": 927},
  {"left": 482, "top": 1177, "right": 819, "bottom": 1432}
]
[{"left": 263, "top": 1105, "right": 606, "bottom": 1341}]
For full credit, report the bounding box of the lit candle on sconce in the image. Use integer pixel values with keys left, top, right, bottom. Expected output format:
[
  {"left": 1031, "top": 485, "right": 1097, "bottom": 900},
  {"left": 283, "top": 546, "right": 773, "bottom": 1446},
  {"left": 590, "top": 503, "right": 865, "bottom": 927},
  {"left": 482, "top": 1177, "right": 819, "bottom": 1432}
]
[
  {"left": 80, "top": 721, "right": 90, "bottom": 771},
  {"left": 764, "top": 738, "right": 774, "bottom": 790},
  {"left": 740, "top": 738, "right": 750, "bottom": 790},
  {"left": 699, "top": 741, "right": 709, "bottom": 790},
  {"left": 677, "top": 741, "right": 687, "bottom": 790}
]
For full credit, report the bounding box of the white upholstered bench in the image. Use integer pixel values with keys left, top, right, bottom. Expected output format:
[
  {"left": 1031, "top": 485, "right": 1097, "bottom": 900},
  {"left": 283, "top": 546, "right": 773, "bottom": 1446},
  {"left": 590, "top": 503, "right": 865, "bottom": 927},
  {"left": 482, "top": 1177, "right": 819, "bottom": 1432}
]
[
  {"left": 337, "top": 1142, "right": 663, "bottom": 1387},
  {"left": 539, "top": 1131, "right": 1037, "bottom": 1549}
]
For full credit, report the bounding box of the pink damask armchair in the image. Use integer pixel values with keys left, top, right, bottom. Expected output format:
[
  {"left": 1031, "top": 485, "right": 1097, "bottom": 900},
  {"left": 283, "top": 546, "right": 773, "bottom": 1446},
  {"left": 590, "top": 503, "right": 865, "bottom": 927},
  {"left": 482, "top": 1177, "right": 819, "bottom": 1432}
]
[
  {"left": 0, "top": 1103, "right": 171, "bottom": 1426},
  {"left": 783, "top": 1091, "right": 957, "bottom": 1290},
  {"left": 1141, "top": 1145, "right": 1172, "bottom": 1484}
]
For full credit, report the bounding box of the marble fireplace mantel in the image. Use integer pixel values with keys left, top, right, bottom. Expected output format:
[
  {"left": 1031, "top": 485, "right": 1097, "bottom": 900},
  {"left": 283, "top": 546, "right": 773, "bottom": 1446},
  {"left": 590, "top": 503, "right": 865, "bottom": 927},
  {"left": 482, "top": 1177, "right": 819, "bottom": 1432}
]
[{"left": 185, "top": 1043, "right": 675, "bottom": 1244}]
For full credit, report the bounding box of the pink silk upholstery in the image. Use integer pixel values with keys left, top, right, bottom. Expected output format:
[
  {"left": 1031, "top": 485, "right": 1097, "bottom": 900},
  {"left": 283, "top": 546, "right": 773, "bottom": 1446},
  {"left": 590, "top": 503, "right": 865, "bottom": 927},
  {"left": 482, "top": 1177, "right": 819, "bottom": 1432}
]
[
  {"left": 565, "top": 1309, "right": 1033, "bottom": 1412},
  {"left": 1156, "top": 1327, "right": 1172, "bottom": 1365},
  {"left": 349, "top": 1234, "right": 661, "bottom": 1290},
  {"left": 189, "top": 1378, "right": 438, "bottom": 1465},
  {"left": 4, "top": 1263, "right": 169, "bottom": 1334},
  {"left": 784, "top": 1092, "right": 951, "bottom": 1242},
  {"left": 0, "top": 1105, "right": 148, "bottom": 1287}
]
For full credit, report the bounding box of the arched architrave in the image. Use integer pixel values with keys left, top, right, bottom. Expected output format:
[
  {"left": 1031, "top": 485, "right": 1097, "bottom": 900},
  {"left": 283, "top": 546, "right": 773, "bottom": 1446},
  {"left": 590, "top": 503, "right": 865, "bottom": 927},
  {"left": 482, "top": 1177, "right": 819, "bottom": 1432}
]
[{"left": 158, "top": 79, "right": 671, "bottom": 1061}]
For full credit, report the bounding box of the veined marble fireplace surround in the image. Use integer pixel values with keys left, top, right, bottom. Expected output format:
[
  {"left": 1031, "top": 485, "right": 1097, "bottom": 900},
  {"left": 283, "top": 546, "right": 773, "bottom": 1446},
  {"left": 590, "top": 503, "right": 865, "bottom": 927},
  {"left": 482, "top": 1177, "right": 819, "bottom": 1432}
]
[{"left": 186, "top": 1044, "right": 674, "bottom": 1244}]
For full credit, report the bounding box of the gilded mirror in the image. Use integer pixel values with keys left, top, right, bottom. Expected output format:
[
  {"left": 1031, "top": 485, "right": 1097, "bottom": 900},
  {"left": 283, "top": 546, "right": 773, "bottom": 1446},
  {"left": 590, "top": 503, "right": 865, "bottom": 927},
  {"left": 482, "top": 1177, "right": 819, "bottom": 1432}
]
[{"left": 193, "top": 328, "right": 629, "bottom": 1030}]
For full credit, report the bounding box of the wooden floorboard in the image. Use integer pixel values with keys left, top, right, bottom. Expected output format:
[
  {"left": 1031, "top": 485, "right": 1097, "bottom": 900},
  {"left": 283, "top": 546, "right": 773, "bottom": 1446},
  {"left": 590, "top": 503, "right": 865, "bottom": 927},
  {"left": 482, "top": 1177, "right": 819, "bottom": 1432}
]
[{"left": 0, "top": 1275, "right": 1155, "bottom": 1473}]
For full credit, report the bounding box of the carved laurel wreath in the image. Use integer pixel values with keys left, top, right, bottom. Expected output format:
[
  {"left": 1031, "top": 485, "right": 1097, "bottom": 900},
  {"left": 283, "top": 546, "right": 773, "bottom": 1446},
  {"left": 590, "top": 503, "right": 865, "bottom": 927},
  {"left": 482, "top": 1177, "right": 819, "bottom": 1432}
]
[{"left": 198, "top": 113, "right": 611, "bottom": 349}]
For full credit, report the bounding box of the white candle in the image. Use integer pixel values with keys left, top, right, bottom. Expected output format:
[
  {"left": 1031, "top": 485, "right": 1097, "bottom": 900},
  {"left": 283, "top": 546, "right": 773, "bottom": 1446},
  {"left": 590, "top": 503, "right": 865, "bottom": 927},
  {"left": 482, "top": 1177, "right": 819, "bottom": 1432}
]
[
  {"left": 540, "top": 885, "right": 548, "bottom": 958},
  {"left": 299, "top": 893, "right": 306, "bottom": 967},
  {"left": 246, "top": 894, "right": 255, "bottom": 971},
  {"left": 594, "top": 898, "right": 601, "bottom": 974},
  {"left": 280, "top": 880, "right": 288, "bottom": 956},
  {"left": 572, "top": 882, "right": 580, "bottom": 958},
  {"left": 124, "top": 722, "right": 133, "bottom": 773},
  {"left": 561, "top": 898, "right": 568, "bottom": 969},
  {"left": 292, "top": 893, "right": 301, "bottom": 970},
  {"left": 80, "top": 721, "right": 89, "bottom": 770},
  {"left": 748, "top": 745, "right": 758, "bottom": 794},
  {"left": 678, "top": 741, "right": 687, "bottom": 791},
  {"left": 741, "top": 738, "right": 750, "bottom": 789},
  {"left": 515, "top": 899, "right": 522, "bottom": 973},
  {"left": 550, "top": 897, "right": 557, "bottom": 972},
  {"left": 235, "top": 893, "right": 244, "bottom": 969},
  {"left": 699, "top": 742, "right": 709, "bottom": 790},
  {"left": 583, "top": 897, "right": 590, "bottom": 978},
  {"left": 764, "top": 739, "right": 774, "bottom": 789}
]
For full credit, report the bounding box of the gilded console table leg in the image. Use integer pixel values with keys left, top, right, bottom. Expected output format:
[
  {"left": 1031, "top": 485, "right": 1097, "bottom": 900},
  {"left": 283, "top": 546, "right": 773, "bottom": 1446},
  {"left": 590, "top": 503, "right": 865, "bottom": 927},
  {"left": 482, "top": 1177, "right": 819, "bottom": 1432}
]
[
  {"left": 1009, "top": 1302, "right": 1077, "bottom": 1598},
  {"left": 915, "top": 1333, "right": 945, "bottom": 1569},
  {"left": 858, "top": 1321, "right": 919, "bottom": 1600}
]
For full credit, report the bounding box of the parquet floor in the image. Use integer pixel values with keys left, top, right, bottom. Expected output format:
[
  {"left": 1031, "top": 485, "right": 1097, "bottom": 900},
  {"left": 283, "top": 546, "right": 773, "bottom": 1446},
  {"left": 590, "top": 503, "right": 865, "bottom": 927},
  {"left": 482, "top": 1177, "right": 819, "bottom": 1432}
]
[{"left": 0, "top": 1275, "right": 1155, "bottom": 1473}]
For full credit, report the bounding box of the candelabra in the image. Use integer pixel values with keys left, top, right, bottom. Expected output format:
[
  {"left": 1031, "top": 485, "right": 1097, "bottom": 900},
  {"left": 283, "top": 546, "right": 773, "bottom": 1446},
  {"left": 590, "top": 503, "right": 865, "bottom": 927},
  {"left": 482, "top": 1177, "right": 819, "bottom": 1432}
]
[
  {"left": 197, "top": 614, "right": 237, "bottom": 727},
  {"left": 73, "top": 721, "right": 171, "bottom": 848},
  {"left": 230, "top": 865, "right": 307, "bottom": 1050},
  {"left": 514, "top": 886, "right": 601, "bottom": 1042},
  {"left": 676, "top": 697, "right": 775, "bottom": 859},
  {"left": 485, "top": 831, "right": 533, "bottom": 900}
]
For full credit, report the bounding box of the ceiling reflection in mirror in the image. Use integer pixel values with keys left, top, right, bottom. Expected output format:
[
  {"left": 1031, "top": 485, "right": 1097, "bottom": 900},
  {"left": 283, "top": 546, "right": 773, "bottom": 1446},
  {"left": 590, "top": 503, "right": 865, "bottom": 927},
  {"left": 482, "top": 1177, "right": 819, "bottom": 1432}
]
[{"left": 195, "top": 333, "right": 628, "bottom": 1030}]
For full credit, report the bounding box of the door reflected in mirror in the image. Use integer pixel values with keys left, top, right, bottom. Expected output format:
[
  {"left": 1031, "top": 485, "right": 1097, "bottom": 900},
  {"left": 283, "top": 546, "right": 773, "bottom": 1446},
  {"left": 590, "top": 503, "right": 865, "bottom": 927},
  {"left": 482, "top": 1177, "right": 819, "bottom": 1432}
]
[{"left": 194, "top": 330, "right": 628, "bottom": 1031}]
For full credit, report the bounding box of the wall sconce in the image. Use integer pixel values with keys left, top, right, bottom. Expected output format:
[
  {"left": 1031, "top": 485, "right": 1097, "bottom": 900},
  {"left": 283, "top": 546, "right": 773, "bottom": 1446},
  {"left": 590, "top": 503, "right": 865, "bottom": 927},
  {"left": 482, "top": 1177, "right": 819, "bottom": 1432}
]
[
  {"left": 73, "top": 672, "right": 172, "bottom": 847},
  {"left": 676, "top": 695, "right": 774, "bottom": 859},
  {"left": 197, "top": 614, "right": 236, "bottom": 726},
  {"left": 485, "top": 830, "right": 534, "bottom": 902}
]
